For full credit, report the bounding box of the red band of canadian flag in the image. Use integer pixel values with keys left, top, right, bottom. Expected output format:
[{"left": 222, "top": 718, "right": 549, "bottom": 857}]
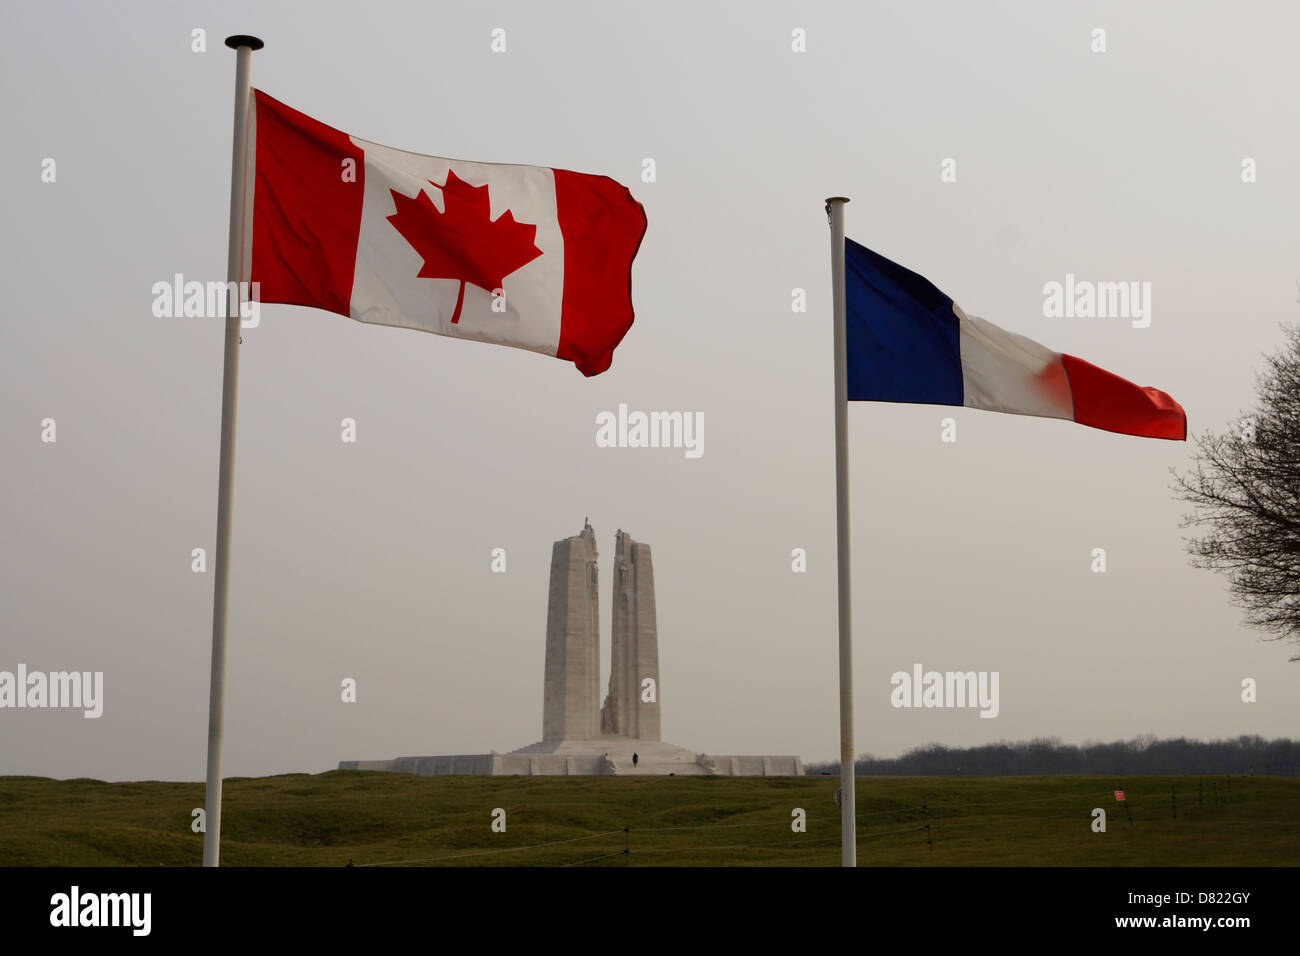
[{"left": 249, "top": 90, "right": 647, "bottom": 376}]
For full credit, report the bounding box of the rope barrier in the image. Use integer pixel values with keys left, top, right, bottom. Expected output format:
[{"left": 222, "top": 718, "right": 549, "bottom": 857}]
[{"left": 926, "top": 790, "right": 1116, "bottom": 811}]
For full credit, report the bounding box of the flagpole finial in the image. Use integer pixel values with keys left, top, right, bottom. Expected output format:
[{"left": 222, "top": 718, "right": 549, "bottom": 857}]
[
  {"left": 825, "top": 196, "right": 849, "bottom": 225},
  {"left": 224, "top": 35, "right": 265, "bottom": 50}
]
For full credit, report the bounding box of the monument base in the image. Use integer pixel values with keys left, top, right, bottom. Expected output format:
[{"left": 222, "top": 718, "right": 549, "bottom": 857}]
[{"left": 340, "top": 738, "right": 803, "bottom": 777}]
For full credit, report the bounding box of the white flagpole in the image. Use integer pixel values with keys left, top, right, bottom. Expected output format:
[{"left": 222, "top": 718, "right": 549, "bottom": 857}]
[
  {"left": 203, "top": 33, "right": 263, "bottom": 868},
  {"left": 826, "top": 196, "right": 856, "bottom": 867}
]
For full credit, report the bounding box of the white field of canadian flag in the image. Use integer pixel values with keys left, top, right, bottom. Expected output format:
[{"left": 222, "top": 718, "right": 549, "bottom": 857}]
[{"left": 240, "top": 90, "right": 648, "bottom": 376}]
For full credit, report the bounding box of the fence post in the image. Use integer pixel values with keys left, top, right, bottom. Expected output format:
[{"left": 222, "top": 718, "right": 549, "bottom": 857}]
[{"left": 923, "top": 793, "right": 932, "bottom": 850}]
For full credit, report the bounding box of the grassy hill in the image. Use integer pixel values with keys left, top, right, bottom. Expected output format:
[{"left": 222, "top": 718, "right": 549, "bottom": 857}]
[{"left": 1, "top": 771, "right": 1295, "bottom": 866}]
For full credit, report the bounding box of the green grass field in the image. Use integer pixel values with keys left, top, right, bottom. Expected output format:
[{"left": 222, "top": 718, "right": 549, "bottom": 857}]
[{"left": 1, "top": 771, "right": 1295, "bottom": 866}]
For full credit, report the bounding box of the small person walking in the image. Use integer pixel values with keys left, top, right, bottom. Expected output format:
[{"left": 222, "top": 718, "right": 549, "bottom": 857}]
[{"left": 632, "top": 752, "right": 639, "bottom": 768}]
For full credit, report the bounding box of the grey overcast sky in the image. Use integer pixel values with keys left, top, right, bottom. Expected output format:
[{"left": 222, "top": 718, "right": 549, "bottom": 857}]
[{"left": 2, "top": 0, "right": 1297, "bottom": 782}]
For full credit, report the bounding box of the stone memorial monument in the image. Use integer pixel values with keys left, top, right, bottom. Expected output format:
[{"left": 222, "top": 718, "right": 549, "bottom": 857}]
[{"left": 341, "top": 521, "right": 803, "bottom": 776}]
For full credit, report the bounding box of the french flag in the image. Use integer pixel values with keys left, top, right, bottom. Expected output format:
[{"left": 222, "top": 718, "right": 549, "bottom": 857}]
[{"left": 845, "top": 239, "right": 1186, "bottom": 440}]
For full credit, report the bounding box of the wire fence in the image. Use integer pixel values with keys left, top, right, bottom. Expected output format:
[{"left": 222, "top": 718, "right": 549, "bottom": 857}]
[{"left": 350, "top": 774, "right": 1292, "bottom": 867}]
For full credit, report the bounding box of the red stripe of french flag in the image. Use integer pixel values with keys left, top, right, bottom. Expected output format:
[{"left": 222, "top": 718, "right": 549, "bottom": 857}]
[
  {"left": 246, "top": 90, "right": 647, "bottom": 376},
  {"left": 1059, "top": 353, "right": 1186, "bottom": 440}
]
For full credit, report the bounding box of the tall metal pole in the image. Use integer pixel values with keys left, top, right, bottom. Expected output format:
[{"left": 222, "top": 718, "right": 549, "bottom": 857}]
[
  {"left": 826, "top": 196, "right": 855, "bottom": 867},
  {"left": 203, "top": 34, "right": 263, "bottom": 868}
]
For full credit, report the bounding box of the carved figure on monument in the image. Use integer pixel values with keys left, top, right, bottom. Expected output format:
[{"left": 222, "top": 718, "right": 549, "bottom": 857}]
[{"left": 599, "top": 693, "right": 615, "bottom": 736}]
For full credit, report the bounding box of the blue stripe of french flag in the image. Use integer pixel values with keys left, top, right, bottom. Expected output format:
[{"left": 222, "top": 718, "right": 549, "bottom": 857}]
[{"left": 844, "top": 239, "right": 1186, "bottom": 440}]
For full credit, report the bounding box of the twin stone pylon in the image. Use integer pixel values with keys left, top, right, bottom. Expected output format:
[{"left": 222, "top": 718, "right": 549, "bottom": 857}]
[
  {"left": 339, "top": 520, "right": 805, "bottom": 775},
  {"left": 543, "top": 519, "right": 660, "bottom": 745}
]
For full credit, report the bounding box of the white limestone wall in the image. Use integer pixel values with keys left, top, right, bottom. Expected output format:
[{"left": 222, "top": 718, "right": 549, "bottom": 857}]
[
  {"left": 339, "top": 751, "right": 804, "bottom": 777},
  {"left": 542, "top": 526, "right": 599, "bottom": 741},
  {"left": 632, "top": 540, "right": 660, "bottom": 742}
]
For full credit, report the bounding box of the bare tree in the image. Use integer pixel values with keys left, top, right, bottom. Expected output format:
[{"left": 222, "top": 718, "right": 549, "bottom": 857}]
[{"left": 1172, "top": 325, "right": 1300, "bottom": 660}]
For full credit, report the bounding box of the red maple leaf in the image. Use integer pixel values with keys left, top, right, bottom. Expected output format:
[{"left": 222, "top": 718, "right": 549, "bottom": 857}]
[{"left": 387, "top": 170, "right": 543, "bottom": 324}]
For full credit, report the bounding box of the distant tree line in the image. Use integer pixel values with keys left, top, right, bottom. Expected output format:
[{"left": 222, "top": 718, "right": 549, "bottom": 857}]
[{"left": 804, "top": 735, "right": 1300, "bottom": 777}]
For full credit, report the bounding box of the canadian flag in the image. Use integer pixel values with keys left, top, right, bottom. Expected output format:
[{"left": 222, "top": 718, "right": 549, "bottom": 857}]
[{"left": 239, "top": 91, "right": 648, "bottom": 376}]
